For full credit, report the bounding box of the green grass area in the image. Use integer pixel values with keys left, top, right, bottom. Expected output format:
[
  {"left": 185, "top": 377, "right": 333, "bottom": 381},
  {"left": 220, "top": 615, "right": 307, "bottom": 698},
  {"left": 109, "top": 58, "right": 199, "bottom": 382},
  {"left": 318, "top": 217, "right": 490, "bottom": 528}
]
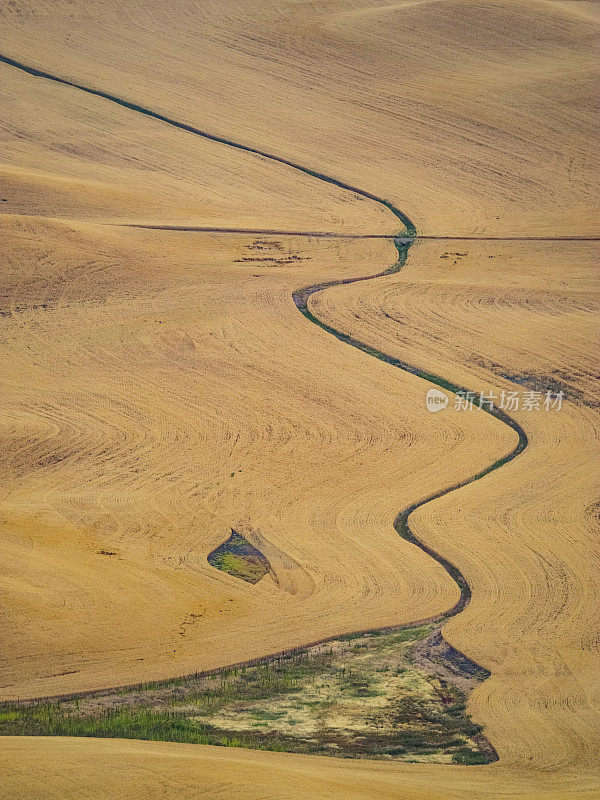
[
  {"left": 207, "top": 530, "right": 270, "bottom": 584},
  {"left": 0, "top": 706, "right": 290, "bottom": 750},
  {"left": 0, "top": 625, "right": 494, "bottom": 764}
]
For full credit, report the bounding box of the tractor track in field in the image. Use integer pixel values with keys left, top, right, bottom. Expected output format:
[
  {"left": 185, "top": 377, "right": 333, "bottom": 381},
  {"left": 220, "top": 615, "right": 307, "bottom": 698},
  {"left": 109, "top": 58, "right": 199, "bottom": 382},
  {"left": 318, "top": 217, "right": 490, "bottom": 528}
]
[
  {"left": 119, "top": 224, "right": 598, "bottom": 242},
  {"left": 1, "top": 53, "right": 530, "bottom": 756}
]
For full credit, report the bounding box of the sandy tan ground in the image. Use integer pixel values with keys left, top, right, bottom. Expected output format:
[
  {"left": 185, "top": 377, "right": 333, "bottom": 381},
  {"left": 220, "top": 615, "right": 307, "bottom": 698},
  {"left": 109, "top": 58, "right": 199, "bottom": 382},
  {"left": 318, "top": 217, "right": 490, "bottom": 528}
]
[
  {"left": 2, "top": 0, "right": 598, "bottom": 235},
  {"left": 3, "top": 221, "right": 497, "bottom": 699},
  {"left": 1, "top": 737, "right": 599, "bottom": 800},
  {"left": 1, "top": 0, "right": 598, "bottom": 797}
]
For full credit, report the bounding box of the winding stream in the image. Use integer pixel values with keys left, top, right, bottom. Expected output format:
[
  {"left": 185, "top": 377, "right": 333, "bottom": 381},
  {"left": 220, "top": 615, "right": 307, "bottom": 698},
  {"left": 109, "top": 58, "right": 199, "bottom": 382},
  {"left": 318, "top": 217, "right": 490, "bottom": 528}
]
[{"left": 1, "top": 54, "right": 529, "bottom": 727}]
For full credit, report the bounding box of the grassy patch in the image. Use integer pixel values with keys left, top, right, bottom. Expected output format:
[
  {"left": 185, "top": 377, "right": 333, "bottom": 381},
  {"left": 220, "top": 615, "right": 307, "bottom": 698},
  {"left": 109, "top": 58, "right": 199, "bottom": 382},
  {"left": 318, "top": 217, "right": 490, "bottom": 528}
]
[
  {"left": 207, "top": 530, "right": 270, "bottom": 584},
  {"left": 1, "top": 624, "right": 495, "bottom": 763}
]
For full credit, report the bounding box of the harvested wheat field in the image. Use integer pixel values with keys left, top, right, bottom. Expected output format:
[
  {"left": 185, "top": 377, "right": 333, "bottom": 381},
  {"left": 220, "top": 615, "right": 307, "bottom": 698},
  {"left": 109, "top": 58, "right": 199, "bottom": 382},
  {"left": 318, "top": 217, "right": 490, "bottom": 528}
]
[{"left": 0, "top": 0, "right": 598, "bottom": 797}]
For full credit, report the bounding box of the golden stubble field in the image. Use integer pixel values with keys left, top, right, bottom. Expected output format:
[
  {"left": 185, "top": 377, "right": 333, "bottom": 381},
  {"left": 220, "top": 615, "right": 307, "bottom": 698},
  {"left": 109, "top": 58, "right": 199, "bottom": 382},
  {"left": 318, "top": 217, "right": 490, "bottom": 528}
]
[{"left": 1, "top": 0, "right": 598, "bottom": 798}]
